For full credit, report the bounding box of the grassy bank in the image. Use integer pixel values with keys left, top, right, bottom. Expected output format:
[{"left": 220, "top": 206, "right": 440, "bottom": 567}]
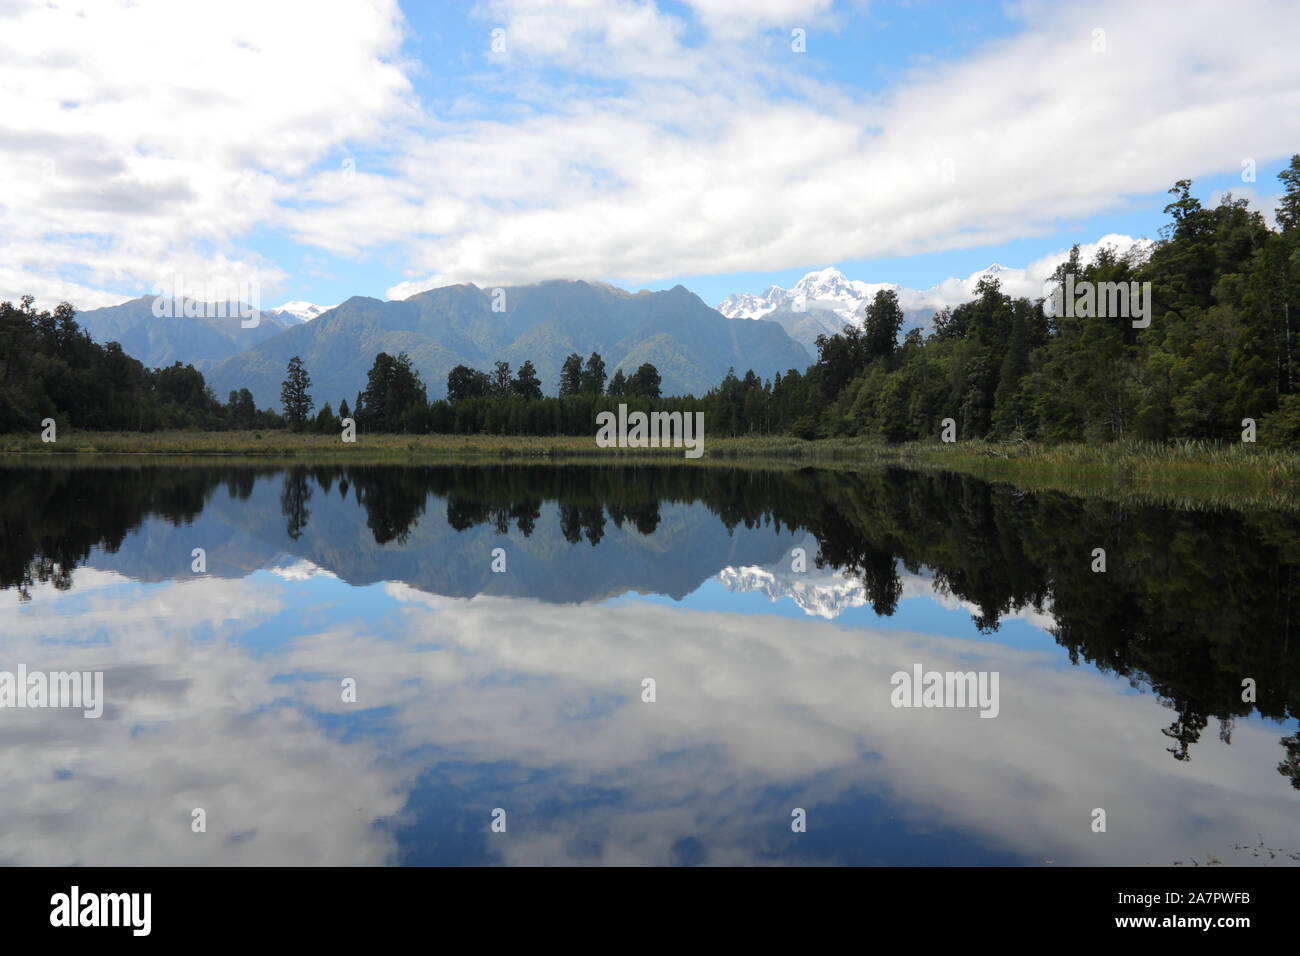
[
  {"left": 2, "top": 430, "right": 1298, "bottom": 507},
  {"left": 711, "top": 436, "right": 1300, "bottom": 508},
  {"left": 881, "top": 438, "right": 1300, "bottom": 510},
  {"left": 0, "top": 429, "right": 643, "bottom": 460}
]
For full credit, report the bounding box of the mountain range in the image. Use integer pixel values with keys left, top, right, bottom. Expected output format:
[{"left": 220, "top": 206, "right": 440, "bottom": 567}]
[
  {"left": 72, "top": 263, "right": 1021, "bottom": 411},
  {"left": 75, "top": 281, "right": 810, "bottom": 408}
]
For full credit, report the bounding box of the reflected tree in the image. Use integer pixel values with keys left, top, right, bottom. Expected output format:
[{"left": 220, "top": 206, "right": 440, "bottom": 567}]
[{"left": 279, "top": 469, "right": 312, "bottom": 541}]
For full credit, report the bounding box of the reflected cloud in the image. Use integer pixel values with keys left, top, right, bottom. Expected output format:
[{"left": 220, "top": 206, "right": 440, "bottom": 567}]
[{"left": 4, "top": 566, "right": 1293, "bottom": 865}]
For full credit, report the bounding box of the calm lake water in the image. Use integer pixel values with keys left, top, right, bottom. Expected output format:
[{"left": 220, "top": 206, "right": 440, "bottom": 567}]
[{"left": 2, "top": 462, "right": 1298, "bottom": 866}]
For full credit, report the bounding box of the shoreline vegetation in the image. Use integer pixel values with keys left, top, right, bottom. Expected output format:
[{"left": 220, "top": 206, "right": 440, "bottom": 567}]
[{"left": 3, "top": 430, "right": 1298, "bottom": 510}]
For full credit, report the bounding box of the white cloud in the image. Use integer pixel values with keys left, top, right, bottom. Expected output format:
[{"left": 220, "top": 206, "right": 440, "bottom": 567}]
[
  {"left": 5, "top": 0, "right": 1299, "bottom": 310},
  {"left": 682, "top": 0, "right": 838, "bottom": 36},
  {"left": 374, "top": 0, "right": 1300, "bottom": 296},
  {"left": 0, "top": 0, "right": 413, "bottom": 307},
  {"left": 908, "top": 233, "right": 1154, "bottom": 312}
]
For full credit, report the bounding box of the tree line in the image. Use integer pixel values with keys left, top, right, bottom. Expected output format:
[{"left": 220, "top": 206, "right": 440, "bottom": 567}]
[
  {"left": 427, "top": 352, "right": 663, "bottom": 405},
  {"left": 274, "top": 348, "right": 673, "bottom": 435}
]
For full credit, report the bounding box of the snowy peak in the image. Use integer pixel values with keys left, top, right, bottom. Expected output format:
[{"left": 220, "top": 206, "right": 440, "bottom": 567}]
[
  {"left": 273, "top": 301, "right": 336, "bottom": 323},
  {"left": 715, "top": 265, "right": 915, "bottom": 353},
  {"left": 715, "top": 290, "right": 777, "bottom": 321},
  {"left": 715, "top": 266, "right": 897, "bottom": 325},
  {"left": 790, "top": 266, "right": 872, "bottom": 305},
  {"left": 717, "top": 563, "right": 868, "bottom": 619}
]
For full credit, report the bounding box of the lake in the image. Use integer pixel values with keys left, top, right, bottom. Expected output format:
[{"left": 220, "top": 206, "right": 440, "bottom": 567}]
[{"left": 2, "top": 462, "right": 1298, "bottom": 866}]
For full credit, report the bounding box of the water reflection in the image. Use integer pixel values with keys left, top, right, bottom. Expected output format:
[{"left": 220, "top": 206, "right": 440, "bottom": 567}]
[{"left": 1, "top": 462, "right": 1298, "bottom": 865}]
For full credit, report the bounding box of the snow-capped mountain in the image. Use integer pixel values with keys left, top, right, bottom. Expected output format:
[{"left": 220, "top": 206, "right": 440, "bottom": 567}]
[
  {"left": 789, "top": 266, "right": 895, "bottom": 321},
  {"left": 715, "top": 533, "right": 867, "bottom": 619},
  {"left": 716, "top": 267, "right": 928, "bottom": 351},
  {"left": 717, "top": 267, "right": 889, "bottom": 325},
  {"left": 717, "top": 263, "right": 1044, "bottom": 326},
  {"left": 273, "top": 301, "right": 336, "bottom": 323},
  {"left": 715, "top": 288, "right": 780, "bottom": 322},
  {"left": 717, "top": 563, "right": 869, "bottom": 619}
]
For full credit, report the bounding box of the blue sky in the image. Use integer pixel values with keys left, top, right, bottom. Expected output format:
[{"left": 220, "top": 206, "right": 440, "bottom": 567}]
[{"left": 3, "top": 0, "right": 1298, "bottom": 312}]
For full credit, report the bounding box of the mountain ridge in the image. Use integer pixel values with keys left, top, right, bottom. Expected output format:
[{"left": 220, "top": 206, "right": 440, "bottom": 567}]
[{"left": 199, "top": 279, "right": 810, "bottom": 408}]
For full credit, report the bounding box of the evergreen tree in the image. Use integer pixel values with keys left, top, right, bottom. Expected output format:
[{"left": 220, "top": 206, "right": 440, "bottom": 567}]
[
  {"left": 492, "top": 361, "right": 513, "bottom": 396},
  {"left": 1279, "top": 154, "right": 1300, "bottom": 234},
  {"left": 580, "top": 352, "right": 606, "bottom": 394},
  {"left": 627, "top": 362, "right": 661, "bottom": 398},
  {"left": 388, "top": 352, "right": 428, "bottom": 431},
  {"left": 361, "top": 351, "right": 426, "bottom": 429},
  {"left": 514, "top": 360, "right": 542, "bottom": 400},
  {"left": 280, "top": 356, "right": 313, "bottom": 429},
  {"left": 862, "top": 288, "right": 904, "bottom": 361},
  {"left": 559, "top": 353, "right": 583, "bottom": 395},
  {"left": 361, "top": 352, "right": 396, "bottom": 428},
  {"left": 315, "top": 401, "right": 337, "bottom": 433},
  {"left": 227, "top": 388, "right": 255, "bottom": 429},
  {"left": 448, "top": 364, "right": 491, "bottom": 403},
  {"left": 990, "top": 299, "right": 1034, "bottom": 436},
  {"left": 362, "top": 351, "right": 427, "bottom": 431}
]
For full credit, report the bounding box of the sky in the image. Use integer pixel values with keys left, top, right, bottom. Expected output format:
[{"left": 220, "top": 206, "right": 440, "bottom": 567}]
[{"left": 3, "top": 0, "right": 1299, "bottom": 314}]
